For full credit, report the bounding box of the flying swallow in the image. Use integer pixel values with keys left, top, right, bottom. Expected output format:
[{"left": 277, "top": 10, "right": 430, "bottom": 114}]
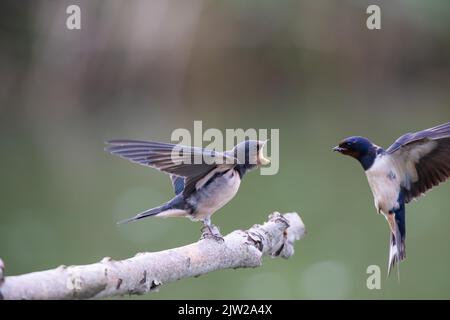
[
  {"left": 105, "top": 139, "right": 270, "bottom": 239},
  {"left": 333, "top": 122, "right": 450, "bottom": 276}
]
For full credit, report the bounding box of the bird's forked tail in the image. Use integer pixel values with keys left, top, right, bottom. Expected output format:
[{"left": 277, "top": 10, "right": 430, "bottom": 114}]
[
  {"left": 117, "top": 205, "right": 167, "bottom": 224},
  {"left": 387, "top": 204, "right": 406, "bottom": 279},
  {"left": 117, "top": 196, "right": 188, "bottom": 224},
  {"left": 388, "top": 230, "right": 406, "bottom": 279}
]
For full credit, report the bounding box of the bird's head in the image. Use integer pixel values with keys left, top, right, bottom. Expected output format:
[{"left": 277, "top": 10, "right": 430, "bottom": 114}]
[
  {"left": 233, "top": 140, "right": 271, "bottom": 167},
  {"left": 333, "top": 136, "right": 377, "bottom": 170}
]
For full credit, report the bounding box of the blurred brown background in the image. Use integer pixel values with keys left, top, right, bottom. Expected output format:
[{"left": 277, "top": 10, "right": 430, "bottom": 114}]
[{"left": 0, "top": 0, "right": 449, "bottom": 299}]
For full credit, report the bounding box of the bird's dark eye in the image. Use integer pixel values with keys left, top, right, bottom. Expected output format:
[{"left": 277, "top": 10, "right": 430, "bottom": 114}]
[{"left": 345, "top": 142, "right": 352, "bottom": 147}]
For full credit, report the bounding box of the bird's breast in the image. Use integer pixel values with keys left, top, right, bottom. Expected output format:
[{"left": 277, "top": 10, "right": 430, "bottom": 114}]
[
  {"left": 190, "top": 169, "right": 241, "bottom": 220},
  {"left": 365, "top": 155, "right": 401, "bottom": 214}
]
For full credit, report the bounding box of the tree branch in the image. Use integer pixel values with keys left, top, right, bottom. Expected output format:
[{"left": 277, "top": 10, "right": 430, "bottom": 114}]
[{"left": 0, "top": 212, "right": 305, "bottom": 300}]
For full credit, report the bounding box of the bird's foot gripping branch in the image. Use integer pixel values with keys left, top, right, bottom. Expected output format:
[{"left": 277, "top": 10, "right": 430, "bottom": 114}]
[
  {"left": 200, "top": 224, "right": 224, "bottom": 242},
  {"left": 0, "top": 212, "right": 305, "bottom": 300}
]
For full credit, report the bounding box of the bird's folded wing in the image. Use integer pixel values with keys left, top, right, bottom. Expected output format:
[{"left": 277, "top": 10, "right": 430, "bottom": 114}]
[
  {"left": 386, "top": 122, "right": 450, "bottom": 203},
  {"left": 105, "top": 140, "right": 236, "bottom": 197}
]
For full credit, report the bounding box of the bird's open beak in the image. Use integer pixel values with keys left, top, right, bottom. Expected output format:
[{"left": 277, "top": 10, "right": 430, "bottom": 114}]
[
  {"left": 332, "top": 146, "right": 344, "bottom": 153},
  {"left": 258, "top": 140, "right": 271, "bottom": 166}
]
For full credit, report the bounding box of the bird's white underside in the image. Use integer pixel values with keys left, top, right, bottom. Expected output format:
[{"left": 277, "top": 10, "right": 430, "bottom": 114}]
[
  {"left": 190, "top": 168, "right": 241, "bottom": 221},
  {"left": 366, "top": 155, "right": 401, "bottom": 215}
]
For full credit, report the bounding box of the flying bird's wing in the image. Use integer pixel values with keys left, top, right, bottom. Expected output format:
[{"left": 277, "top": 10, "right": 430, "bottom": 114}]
[
  {"left": 105, "top": 140, "right": 236, "bottom": 197},
  {"left": 386, "top": 122, "right": 450, "bottom": 203}
]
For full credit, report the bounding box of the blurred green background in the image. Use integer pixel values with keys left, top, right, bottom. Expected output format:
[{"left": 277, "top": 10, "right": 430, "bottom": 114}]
[{"left": 1, "top": 0, "right": 449, "bottom": 299}]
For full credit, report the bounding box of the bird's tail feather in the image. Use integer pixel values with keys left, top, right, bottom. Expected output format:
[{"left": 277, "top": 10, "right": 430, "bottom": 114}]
[
  {"left": 387, "top": 198, "right": 406, "bottom": 279},
  {"left": 117, "top": 205, "right": 166, "bottom": 224},
  {"left": 387, "top": 230, "right": 406, "bottom": 279}
]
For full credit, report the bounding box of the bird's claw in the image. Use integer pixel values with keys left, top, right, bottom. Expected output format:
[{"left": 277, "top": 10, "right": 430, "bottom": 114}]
[
  {"left": 200, "top": 225, "right": 224, "bottom": 242},
  {"left": 201, "top": 232, "right": 224, "bottom": 242}
]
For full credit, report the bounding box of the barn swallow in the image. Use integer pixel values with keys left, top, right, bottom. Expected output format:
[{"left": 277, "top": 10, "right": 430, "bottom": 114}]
[
  {"left": 105, "top": 139, "right": 270, "bottom": 240},
  {"left": 333, "top": 122, "right": 450, "bottom": 276}
]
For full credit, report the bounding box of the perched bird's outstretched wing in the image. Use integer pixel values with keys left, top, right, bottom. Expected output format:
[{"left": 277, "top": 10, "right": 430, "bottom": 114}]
[
  {"left": 170, "top": 175, "right": 185, "bottom": 195},
  {"left": 105, "top": 140, "right": 237, "bottom": 197},
  {"left": 386, "top": 122, "right": 450, "bottom": 203}
]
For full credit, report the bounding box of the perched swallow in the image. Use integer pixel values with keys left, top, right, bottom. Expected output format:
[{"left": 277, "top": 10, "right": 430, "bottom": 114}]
[
  {"left": 333, "top": 122, "right": 450, "bottom": 276},
  {"left": 105, "top": 139, "right": 270, "bottom": 239}
]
